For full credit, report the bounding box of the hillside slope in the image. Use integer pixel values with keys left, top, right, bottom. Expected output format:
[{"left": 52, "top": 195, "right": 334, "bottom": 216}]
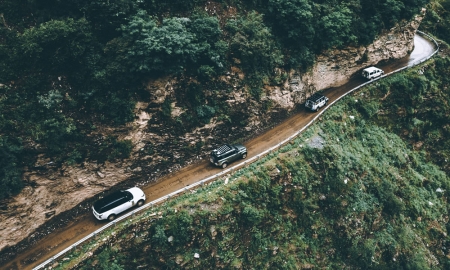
[
  {"left": 53, "top": 59, "right": 450, "bottom": 269},
  {"left": 0, "top": 0, "right": 428, "bottom": 253}
]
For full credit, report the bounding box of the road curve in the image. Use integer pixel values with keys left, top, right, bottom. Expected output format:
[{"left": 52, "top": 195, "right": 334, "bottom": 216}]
[{"left": 1, "top": 33, "right": 436, "bottom": 270}]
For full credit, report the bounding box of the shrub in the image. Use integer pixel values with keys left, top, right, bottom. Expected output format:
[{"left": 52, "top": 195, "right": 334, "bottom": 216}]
[
  {"left": 167, "top": 210, "right": 193, "bottom": 245},
  {"left": 0, "top": 137, "right": 23, "bottom": 200},
  {"left": 96, "top": 136, "right": 133, "bottom": 162},
  {"left": 196, "top": 105, "right": 216, "bottom": 124},
  {"left": 119, "top": 11, "right": 223, "bottom": 76},
  {"left": 152, "top": 224, "right": 168, "bottom": 248},
  {"left": 226, "top": 11, "right": 283, "bottom": 76},
  {"left": 161, "top": 98, "right": 172, "bottom": 120},
  {"left": 359, "top": 100, "right": 380, "bottom": 118}
]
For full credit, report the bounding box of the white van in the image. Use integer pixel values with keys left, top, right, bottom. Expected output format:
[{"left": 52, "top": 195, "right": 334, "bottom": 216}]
[{"left": 362, "top": 67, "right": 384, "bottom": 80}]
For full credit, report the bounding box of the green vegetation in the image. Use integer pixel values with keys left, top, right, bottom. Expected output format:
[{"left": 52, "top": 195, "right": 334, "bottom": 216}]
[
  {"left": 0, "top": 0, "right": 428, "bottom": 199},
  {"left": 422, "top": 0, "right": 450, "bottom": 44},
  {"left": 53, "top": 59, "right": 450, "bottom": 269},
  {"left": 360, "top": 57, "right": 450, "bottom": 175},
  {"left": 0, "top": 136, "right": 23, "bottom": 200}
]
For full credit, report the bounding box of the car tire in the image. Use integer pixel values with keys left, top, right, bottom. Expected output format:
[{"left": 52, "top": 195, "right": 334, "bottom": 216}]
[
  {"left": 108, "top": 214, "right": 116, "bottom": 221},
  {"left": 137, "top": 200, "right": 144, "bottom": 207},
  {"left": 222, "top": 163, "right": 228, "bottom": 169},
  {"left": 242, "top": 153, "right": 247, "bottom": 159}
]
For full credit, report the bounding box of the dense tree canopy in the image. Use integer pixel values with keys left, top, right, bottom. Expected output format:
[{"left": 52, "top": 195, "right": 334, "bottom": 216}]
[{"left": 115, "top": 11, "right": 224, "bottom": 75}]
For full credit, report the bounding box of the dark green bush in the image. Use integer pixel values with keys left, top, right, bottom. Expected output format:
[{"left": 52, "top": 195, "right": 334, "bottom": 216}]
[
  {"left": 95, "top": 136, "right": 133, "bottom": 162},
  {"left": 161, "top": 98, "right": 172, "bottom": 120},
  {"left": 0, "top": 137, "right": 23, "bottom": 200},
  {"left": 118, "top": 11, "right": 224, "bottom": 76},
  {"left": 196, "top": 105, "right": 216, "bottom": 124},
  {"left": 152, "top": 224, "right": 168, "bottom": 248},
  {"left": 226, "top": 11, "right": 283, "bottom": 76},
  {"left": 241, "top": 204, "right": 264, "bottom": 226}
]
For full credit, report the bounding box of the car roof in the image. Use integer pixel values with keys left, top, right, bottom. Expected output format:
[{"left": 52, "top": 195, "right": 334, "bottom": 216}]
[
  {"left": 307, "top": 93, "right": 326, "bottom": 102},
  {"left": 212, "top": 144, "right": 233, "bottom": 155},
  {"left": 93, "top": 190, "right": 129, "bottom": 209},
  {"left": 363, "top": 67, "right": 381, "bottom": 72}
]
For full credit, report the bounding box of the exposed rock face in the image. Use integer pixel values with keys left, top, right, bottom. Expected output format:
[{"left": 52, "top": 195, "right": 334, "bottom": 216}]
[
  {"left": 276, "top": 15, "right": 423, "bottom": 108},
  {"left": 0, "top": 15, "right": 424, "bottom": 253}
]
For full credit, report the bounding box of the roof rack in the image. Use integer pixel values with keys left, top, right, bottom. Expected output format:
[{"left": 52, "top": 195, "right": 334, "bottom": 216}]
[
  {"left": 214, "top": 144, "right": 232, "bottom": 155},
  {"left": 307, "top": 93, "right": 325, "bottom": 103}
]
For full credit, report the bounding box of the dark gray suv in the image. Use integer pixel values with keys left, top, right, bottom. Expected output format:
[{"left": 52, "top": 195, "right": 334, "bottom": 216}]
[{"left": 210, "top": 144, "right": 247, "bottom": 168}]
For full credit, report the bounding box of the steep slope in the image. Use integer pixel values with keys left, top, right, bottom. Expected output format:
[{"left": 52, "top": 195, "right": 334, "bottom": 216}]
[
  {"left": 0, "top": 1, "right": 433, "bottom": 263},
  {"left": 51, "top": 59, "right": 450, "bottom": 270}
]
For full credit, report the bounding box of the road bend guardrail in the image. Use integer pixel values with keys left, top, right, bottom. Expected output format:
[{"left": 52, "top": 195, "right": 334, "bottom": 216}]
[{"left": 33, "top": 31, "right": 439, "bottom": 270}]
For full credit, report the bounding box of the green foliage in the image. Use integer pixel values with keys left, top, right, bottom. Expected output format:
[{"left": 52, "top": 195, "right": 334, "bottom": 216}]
[
  {"left": 0, "top": 136, "right": 23, "bottom": 200},
  {"left": 81, "top": 247, "right": 124, "bottom": 270},
  {"left": 269, "top": 0, "right": 320, "bottom": 67},
  {"left": 79, "top": 0, "right": 137, "bottom": 41},
  {"left": 141, "top": 0, "right": 207, "bottom": 15},
  {"left": 196, "top": 105, "right": 216, "bottom": 124},
  {"left": 96, "top": 136, "right": 133, "bottom": 162},
  {"left": 373, "top": 58, "right": 450, "bottom": 175},
  {"left": 166, "top": 210, "right": 193, "bottom": 245},
  {"left": 152, "top": 225, "right": 168, "bottom": 247},
  {"left": 17, "top": 18, "right": 94, "bottom": 75},
  {"left": 317, "top": 5, "right": 357, "bottom": 49},
  {"left": 358, "top": 100, "right": 380, "bottom": 118},
  {"left": 422, "top": 0, "right": 450, "bottom": 44},
  {"left": 161, "top": 98, "right": 172, "bottom": 120},
  {"left": 38, "top": 90, "right": 64, "bottom": 109},
  {"left": 241, "top": 204, "right": 265, "bottom": 226},
  {"left": 92, "top": 92, "right": 136, "bottom": 125},
  {"left": 226, "top": 11, "right": 283, "bottom": 76},
  {"left": 197, "top": 65, "right": 216, "bottom": 81},
  {"left": 119, "top": 11, "right": 224, "bottom": 75},
  {"left": 38, "top": 116, "right": 77, "bottom": 153}
]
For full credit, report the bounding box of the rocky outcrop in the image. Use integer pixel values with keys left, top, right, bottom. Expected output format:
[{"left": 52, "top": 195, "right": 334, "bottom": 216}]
[{"left": 276, "top": 15, "right": 423, "bottom": 108}]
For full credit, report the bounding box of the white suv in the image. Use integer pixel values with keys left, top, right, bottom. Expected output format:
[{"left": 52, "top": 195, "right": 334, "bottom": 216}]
[
  {"left": 305, "top": 93, "right": 329, "bottom": 112},
  {"left": 362, "top": 66, "right": 384, "bottom": 80},
  {"left": 92, "top": 187, "right": 146, "bottom": 221}
]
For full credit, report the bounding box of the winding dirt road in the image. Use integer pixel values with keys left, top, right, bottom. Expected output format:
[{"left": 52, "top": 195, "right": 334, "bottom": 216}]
[{"left": 1, "top": 34, "right": 436, "bottom": 270}]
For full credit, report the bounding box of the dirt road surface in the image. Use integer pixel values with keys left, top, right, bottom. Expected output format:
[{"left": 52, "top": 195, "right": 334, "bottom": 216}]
[{"left": 1, "top": 34, "right": 436, "bottom": 270}]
